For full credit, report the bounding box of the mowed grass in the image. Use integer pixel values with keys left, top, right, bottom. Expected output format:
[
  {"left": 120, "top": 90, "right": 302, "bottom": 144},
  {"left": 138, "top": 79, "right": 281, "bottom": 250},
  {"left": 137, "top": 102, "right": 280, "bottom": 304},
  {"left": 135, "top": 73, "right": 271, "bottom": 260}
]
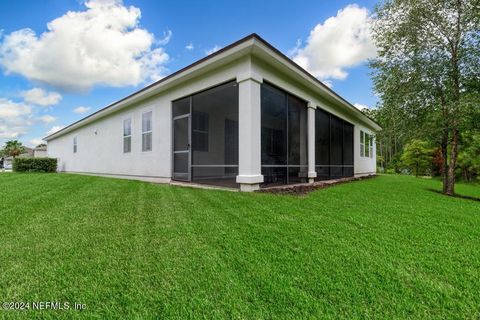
[{"left": 0, "top": 173, "right": 479, "bottom": 319}]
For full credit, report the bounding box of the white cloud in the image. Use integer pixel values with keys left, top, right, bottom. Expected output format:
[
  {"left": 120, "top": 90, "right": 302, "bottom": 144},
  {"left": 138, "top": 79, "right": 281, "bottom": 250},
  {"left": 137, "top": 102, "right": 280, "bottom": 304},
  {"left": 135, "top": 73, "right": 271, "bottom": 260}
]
[
  {"left": 46, "top": 125, "right": 65, "bottom": 136},
  {"left": 0, "top": 129, "right": 21, "bottom": 140},
  {"left": 292, "top": 4, "right": 377, "bottom": 81},
  {"left": 21, "top": 88, "right": 62, "bottom": 107},
  {"left": 0, "top": 98, "right": 33, "bottom": 139},
  {"left": 39, "top": 114, "right": 56, "bottom": 123},
  {"left": 186, "top": 42, "right": 194, "bottom": 50},
  {"left": 0, "top": 0, "right": 170, "bottom": 91},
  {"left": 354, "top": 103, "right": 369, "bottom": 111},
  {"left": 205, "top": 45, "right": 221, "bottom": 55},
  {"left": 29, "top": 137, "right": 45, "bottom": 147},
  {"left": 73, "top": 106, "right": 91, "bottom": 114},
  {"left": 157, "top": 30, "right": 172, "bottom": 45}
]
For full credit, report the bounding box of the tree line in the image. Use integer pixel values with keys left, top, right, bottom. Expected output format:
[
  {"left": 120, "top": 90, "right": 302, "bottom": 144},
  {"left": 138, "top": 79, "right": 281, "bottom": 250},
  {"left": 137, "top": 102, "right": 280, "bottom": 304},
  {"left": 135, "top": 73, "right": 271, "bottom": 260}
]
[{"left": 368, "top": 0, "right": 479, "bottom": 194}]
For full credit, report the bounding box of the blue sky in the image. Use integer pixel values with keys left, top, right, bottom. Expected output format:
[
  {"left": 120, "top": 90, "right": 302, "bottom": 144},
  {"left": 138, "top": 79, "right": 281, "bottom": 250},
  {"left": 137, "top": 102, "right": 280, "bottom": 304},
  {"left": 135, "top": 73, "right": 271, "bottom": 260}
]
[{"left": 0, "top": 0, "right": 378, "bottom": 147}]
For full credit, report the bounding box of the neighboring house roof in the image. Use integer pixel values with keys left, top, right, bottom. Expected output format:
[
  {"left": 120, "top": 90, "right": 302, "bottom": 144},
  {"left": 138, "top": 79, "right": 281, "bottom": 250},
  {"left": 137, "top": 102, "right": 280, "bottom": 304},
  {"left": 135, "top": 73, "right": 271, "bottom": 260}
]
[
  {"left": 44, "top": 33, "right": 381, "bottom": 141},
  {"left": 5, "top": 152, "right": 32, "bottom": 160},
  {"left": 35, "top": 146, "right": 47, "bottom": 151},
  {"left": 26, "top": 147, "right": 34, "bottom": 155}
]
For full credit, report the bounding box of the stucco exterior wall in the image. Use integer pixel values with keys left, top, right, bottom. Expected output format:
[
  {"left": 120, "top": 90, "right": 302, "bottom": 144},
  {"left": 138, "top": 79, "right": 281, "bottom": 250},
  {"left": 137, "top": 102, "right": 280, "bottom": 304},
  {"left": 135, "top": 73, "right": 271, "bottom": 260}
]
[{"left": 48, "top": 58, "right": 249, "bottom": 180}]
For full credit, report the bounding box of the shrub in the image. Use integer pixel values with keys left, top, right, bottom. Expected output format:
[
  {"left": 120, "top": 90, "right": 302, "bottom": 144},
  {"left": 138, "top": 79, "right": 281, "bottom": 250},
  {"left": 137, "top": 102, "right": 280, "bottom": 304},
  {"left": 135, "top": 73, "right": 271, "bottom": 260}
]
[
  {"left": 400, "top": 140, "right": 433, "bottom": 177},
  {"left": 13, "top": 157, "right": 57, "bottom": 173}
]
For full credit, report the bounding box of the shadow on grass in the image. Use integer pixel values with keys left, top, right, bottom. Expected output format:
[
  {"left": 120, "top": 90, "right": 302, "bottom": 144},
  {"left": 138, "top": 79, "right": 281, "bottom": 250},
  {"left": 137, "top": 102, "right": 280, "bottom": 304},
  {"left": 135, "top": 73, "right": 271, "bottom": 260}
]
[{"left": 427, "top": 188, "right": 480, "bottom": 202}]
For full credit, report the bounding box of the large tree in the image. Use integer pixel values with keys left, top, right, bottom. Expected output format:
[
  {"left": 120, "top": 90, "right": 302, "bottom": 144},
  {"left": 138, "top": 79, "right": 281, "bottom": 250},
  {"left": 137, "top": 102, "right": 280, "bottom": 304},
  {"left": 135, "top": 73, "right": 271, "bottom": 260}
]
[{"left": 371, "top": 0, "right": 480, "bottom": 195}]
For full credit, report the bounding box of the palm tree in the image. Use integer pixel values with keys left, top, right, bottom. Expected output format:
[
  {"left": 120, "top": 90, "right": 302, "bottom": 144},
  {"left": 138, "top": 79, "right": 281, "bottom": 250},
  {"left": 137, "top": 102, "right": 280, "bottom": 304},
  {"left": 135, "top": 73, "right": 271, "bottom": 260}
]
[{"left": 4, "top": 140, "right": 25, "bottom": 159}]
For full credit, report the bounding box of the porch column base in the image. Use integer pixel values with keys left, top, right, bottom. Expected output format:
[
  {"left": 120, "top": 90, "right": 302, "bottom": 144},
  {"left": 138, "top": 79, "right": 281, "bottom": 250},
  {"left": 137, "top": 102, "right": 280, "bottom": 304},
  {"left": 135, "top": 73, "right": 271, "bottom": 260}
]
[
  {"left": 308, "top": 171, "right": 317, "bottom": 184},
  {"left": 237, "top": 174, "right": 263, "bottom": 192},
  {"left": 240, "top": 183, "right": 261, "bottom": 192}
]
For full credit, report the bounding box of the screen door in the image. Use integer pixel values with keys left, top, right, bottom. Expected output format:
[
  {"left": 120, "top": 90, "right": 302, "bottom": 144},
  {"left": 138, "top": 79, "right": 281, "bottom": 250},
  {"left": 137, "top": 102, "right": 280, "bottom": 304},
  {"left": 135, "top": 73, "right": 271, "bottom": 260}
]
[{"left": 173, "top": 98, "right": 191, "bottom": 181}]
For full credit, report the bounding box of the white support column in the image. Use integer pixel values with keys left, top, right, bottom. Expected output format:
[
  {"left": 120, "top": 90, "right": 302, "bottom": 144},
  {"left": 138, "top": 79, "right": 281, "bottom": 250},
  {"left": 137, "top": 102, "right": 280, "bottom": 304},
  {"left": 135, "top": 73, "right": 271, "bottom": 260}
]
[
  {"left": 299, "top": 107, "right": 308, "bottom": 180},
  {"left": 308, "top": 103, "right": 317, "bottom": 183},
  {"left": 236, "top": 72, "right": 264, "bottom": 192}
]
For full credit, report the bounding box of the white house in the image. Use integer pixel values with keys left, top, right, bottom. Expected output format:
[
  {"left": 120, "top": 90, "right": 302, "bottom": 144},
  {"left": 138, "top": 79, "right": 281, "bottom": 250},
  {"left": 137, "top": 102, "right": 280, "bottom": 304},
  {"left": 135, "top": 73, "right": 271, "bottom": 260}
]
[
  {"left": 34, "top": 145, "right": 48, "bottom": 158},
  {"left": 45, "top": 34, "right": 380, "bottom": 191}
]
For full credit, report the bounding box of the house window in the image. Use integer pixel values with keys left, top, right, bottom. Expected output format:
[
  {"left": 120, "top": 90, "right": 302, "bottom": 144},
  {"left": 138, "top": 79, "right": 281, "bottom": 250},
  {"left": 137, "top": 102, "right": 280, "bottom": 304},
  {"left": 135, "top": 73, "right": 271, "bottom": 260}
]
[
  {"left": 369, "top": 136, "right": 374, "bottom": 158},
  {"left": 73, "top": 136, "right": 77, "bottom": 153},
  {"left": 123, "top": 118, "right": 132, "bottom": 153},
  {"left": 360, "top": 131, "right": 365, "bottom": 157},
  {"left": 365, "top": 132, "right": 370, "bottom": 157},
  {"left": 192, "top": 111, "right": 209, "bottom": 152},
  {"left": 142, "top": 111, "right": 152, "bottom": 152},
  {"left": 360, "top": 130, "right": 373, "bottom": 158}
]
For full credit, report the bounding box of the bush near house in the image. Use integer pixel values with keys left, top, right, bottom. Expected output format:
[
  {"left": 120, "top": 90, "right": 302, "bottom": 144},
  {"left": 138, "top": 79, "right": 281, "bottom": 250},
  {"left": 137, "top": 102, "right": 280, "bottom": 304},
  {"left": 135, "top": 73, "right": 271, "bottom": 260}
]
[{"left": 13, "top": 157, "right": 57, "bottom": 172}]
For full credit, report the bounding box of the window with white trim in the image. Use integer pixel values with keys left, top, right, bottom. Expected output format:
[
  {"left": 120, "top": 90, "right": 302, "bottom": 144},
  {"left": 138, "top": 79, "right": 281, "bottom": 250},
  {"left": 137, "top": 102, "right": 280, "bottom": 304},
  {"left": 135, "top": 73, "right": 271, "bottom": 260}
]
[
  {"left": 142, "top": 111, "right": 152, "bottom": 152},
  {"left": 360, "top": 131, "right": 365, "bottom": 157},
  {"left": 365, "top": 132, "right": 370, "bottom": 157},
  {"left": 123, "top": 118, "right": 132, "bottom": 153},
  {"left": 73, "top": 136, "right": 77, "bottom": 153},
  {"left": 360, "top": 130, "right": 373, "bottom": 158},
  {"left": 369, "top": 136, "right": 374, "bottom": 158}
]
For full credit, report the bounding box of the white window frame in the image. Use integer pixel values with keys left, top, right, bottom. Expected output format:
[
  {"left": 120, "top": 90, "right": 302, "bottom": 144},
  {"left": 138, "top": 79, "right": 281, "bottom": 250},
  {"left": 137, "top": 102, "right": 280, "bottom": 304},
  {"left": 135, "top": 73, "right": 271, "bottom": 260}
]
[
  {"left": 142, "top": 110, "right": 153, "bottom": 152},
  {"left": 73, "top": 136, "right": 77, "bottom": 154},
  {"left": 365, "top": 133, "right": 370, "bottom": 158},
  {"left": 123, "top": 118, "right": 132, "bottom": 153},
  {"left": 360, "top": 131, "right": 365, "bottom": 157},
  {"left": 360, "top": 130, "right": 373, "bottom": 158},
  {"left": 369, "top": 136, "right": 374, "bottom": 158}
]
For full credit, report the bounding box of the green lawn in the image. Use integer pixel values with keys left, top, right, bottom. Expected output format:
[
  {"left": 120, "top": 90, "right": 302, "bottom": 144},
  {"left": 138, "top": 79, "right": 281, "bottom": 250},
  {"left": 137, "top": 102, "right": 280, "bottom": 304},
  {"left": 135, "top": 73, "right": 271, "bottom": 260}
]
[{"left": 0, "top": 173, "right": 479, "bottom": 319}]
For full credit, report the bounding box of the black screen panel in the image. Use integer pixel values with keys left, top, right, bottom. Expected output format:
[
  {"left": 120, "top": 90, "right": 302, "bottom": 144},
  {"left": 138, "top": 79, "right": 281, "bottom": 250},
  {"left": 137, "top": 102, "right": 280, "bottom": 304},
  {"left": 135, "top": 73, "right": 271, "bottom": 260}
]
[
  {"left": 315, "top": 109, "right": 355, "bottom": 180},
  {"left": 261, "top": 83, "right": 308, "bottom": 186},
  {"left": 288, "top": 95, "right": 308, "bottom": 166},
  {"left": 261, "top": 84, "right": 287, "bottom": 166},
  {"left": 315, "top": 109, "right": 330, "bottom": 166},
  {"left": 330, "top": 116, "right": 343, "bottom": 166},
  {"left": 343, "top": 122, "right": 354, "bottom": 166},
  {"left": 173, "top": 97, "right": 190, "bottom": 117}
]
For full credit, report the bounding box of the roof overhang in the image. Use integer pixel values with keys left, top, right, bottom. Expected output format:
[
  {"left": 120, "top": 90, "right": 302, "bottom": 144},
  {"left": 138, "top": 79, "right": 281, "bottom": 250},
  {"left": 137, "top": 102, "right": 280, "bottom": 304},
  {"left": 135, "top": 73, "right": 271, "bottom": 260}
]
[
  {"left": 45, "top": 34, "right": 380, "bottom": 141},
  {"left": 250, "top": 38, "right": 381, "bottom": 131}
]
